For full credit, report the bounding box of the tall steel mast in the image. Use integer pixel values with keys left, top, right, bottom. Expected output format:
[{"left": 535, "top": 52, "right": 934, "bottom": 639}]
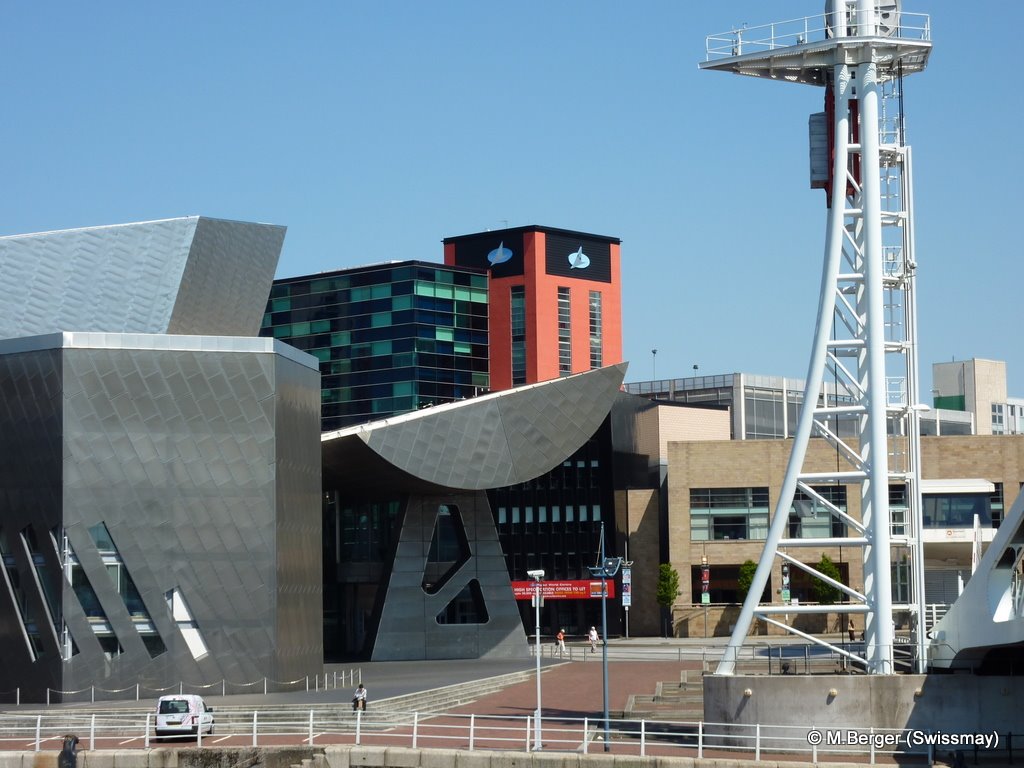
[{"left": 700, "top": 1, "right": 931, "bottom": 675}]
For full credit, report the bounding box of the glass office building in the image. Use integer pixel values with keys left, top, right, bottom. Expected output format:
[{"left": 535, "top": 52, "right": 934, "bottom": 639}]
[{"left": 261, "top": 261, "right": 490, "bottom": 431}]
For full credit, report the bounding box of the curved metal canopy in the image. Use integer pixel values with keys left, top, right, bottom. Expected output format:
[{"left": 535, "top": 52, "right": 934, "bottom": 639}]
[{"left": 322, "top": 362, "right": 627, "bottom": 493}]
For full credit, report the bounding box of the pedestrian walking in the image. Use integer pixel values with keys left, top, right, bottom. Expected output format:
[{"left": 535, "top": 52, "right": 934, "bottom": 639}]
[
  {"left": 352, "top": 682, "right": 367, "bottom": 712},
  {"left": 588, "top": 626, "right": 598, "bottom": 653},
  {"left": 556, "top": 628, "right": 566, "bottom": 657},
  {"left": 848, "top": 619, "right": 856, "bottom": 643}
]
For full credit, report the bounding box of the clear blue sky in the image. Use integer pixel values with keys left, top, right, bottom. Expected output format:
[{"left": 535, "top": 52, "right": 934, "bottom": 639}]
[{"left": 2, "top": 2, "right": 1019, "bottom": 396}]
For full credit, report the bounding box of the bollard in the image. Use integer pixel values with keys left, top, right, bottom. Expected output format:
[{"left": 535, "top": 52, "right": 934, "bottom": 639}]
[
  {"left": 58, "top": 734, "right": 79, "bottom": 768},
  {"left": 412, "top": 712, "right": 419, "bottom": 749},
  {"left": 640, "top": 719, "right": 646, "bottom": 757},
  {"left": 89, "top": 715, "right": 95, "bottom": 750},
  {"left": 583, "top": 718, "right": 589, "bottom": 754},
  {"left": 469, "top": 714, "right": 476, "bottom": 751},
  {"left": 252, "top": 711, "right": 258, "bottom": 747},
  {"left": 144, "top": 714, "right": 150, "bottom": 749}
]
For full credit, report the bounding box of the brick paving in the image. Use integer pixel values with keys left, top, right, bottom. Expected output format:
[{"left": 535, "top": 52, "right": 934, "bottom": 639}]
[{"left": 447, "top": 658, "right": 702, "bottom": 719}]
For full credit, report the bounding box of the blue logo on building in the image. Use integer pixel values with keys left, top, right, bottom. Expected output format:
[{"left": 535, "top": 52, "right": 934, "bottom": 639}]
[
  {"left": 568, "top": 246, "right": 591, "bottom": 270},
  {"left": 488, "top": 241, "right": 514, "bottom": 266}
]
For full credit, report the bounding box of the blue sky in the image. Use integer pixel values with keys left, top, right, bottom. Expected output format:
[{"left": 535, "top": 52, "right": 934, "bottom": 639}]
[{"left": 2, "top": 2, "right": 1019, "bottom": 396}]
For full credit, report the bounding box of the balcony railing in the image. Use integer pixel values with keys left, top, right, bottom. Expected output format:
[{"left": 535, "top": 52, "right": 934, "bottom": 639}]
[{"left": 705, "top": 12, "right": 931, "bottom": 60}]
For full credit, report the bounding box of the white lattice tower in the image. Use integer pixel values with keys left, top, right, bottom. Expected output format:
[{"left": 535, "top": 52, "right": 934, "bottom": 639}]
[{"left": 700, "top": 1, "right": 931, "bottom": 675}]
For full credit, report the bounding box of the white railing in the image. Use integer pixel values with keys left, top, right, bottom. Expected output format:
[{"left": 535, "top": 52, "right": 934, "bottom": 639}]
[
  {"left": 705, "top": 12, "right": 931, "bottom": 60},
  {"left": 0, "top": 708, "right": 1015, "bottom": 764},
  {"left": 34, "top": 669, "right": 361, "bottom": 705},
  {"left": 534, "top": 640, "right": 921, "bottom": 675}
]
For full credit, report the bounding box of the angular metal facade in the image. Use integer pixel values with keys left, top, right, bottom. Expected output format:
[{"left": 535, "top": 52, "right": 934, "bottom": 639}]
[
  {"left": 373, "top": 492, "right": 525, "bottom": 661},
  {"left": 321, "top": 364, "right": 628, "bottom": 661},
  {"left": 0, "top": 334, "right": 322, "bottom": 702},
  {"left": 0, "top": 217, "right": 285, "bottom": 341}
]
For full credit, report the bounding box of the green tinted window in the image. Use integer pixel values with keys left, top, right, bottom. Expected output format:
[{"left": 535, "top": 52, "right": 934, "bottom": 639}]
[
  {"left": 331, "top": 331, "right": 351, "bottom": 346},
  {"left": 291, "top": 321, "right": 311, "bottom": 336},
  {"left": 271, "top": 298, "right": 291, "bottom": 312},
  {"left": 371, "top": 312, "right": 391, "bottom": 328},
  {"left": 454, "top": 342, "right": 472, "bottom": 355},
  {"left": 311, "top": 348, "right": 331, "bottom": 362},
  {"left": 435, "top": 284, "right": 454, "bottom": 300},
  {"left": 415, "top": 282, "right": 435, "bottom": 297},
  {"left": 372, "top": 341, "right": 392, "bottom": 356},
  {"left": 371, "top": 284, "right": 391, "bottom": 299},
  {"left": 312, "top": 319, "right": 331, "bottom": 333},
  {"left": 436, "top": 327, "right": 454, "bottom": 342},
  {"left": 392, "top": 295, "right": 412, "bottom": 311}
]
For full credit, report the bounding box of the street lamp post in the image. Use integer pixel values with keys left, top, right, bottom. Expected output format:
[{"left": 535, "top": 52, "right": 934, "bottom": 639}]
[
  {"left": 527, "top": 569, "right": 545, "bottom": 751},
  {"left": 588, "top": 524, "right": 622, "bottom": 753}
]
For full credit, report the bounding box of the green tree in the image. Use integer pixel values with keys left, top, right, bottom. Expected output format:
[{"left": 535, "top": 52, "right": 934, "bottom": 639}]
[
  {"left": 737, "top": 559, "right": 758, "bottom": 603},
  {"left": 812, "top": 554, "right": 843, "bottom": 605},
  {"left": 656, "top": 563, "right": 680, "bottom": 636}
]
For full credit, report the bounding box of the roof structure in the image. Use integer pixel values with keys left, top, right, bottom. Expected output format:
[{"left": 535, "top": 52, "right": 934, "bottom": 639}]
[
  {"left": 0, "top": 216, "right": 285, "bottom": 340},
  {"left": 322, "top": 363, "right": 628, "bottom": 492}
]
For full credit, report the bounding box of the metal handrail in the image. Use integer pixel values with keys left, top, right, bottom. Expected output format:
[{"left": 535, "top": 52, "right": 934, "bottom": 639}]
[
  {"left": 706, "top": 12, "right": 931, "bottom": 60},
  {"left": 0, "top": 708, "right": 1014, "bottom": 764}
]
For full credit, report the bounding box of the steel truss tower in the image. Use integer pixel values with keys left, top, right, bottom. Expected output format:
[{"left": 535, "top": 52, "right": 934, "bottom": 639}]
[{"left": 700, "top": 1, "right": 932, "bottom": 675}]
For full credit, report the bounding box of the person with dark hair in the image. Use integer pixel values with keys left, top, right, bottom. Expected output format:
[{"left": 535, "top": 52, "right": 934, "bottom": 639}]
[
  {"left": 58, "top": 734, "right": 79, "bottom": 768},
  {"left": 352, "top": 683, "right": 367, "bottom": 712}
]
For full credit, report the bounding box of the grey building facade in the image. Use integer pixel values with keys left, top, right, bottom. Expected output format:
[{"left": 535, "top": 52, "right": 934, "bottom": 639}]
[
  {"left": 320, "top": 363, "right": 628, "bottom": 661},
  {"left": 0, "top": 219, "right": 324, "bottom": 702}
]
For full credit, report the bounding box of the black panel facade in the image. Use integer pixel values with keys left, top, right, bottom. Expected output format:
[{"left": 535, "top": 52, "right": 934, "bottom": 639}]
[
  {"left": 445, "top": 231, "right": 526, "bottom": 279},
  {"left": 544, "top": 232, "right": 612, "bottom": 283}
]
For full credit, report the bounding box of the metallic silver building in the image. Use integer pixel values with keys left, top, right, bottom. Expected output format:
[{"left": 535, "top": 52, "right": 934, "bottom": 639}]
[
  {"left": 0, "top": 216, "right": 285, "bottom": 341},
  {"left": 0, "top": 217, "right": 326, "bottom": 703},
  {"left": 321, "top": 363, "right": 628, "bottom": 661}
]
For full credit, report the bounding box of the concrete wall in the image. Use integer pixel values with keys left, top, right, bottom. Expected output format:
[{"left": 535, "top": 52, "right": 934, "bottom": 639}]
[
  {"left": 0, "top": 745, "right": 871, "bottom": 768},
  {"left": 704, "top": 673, "right": 1020, "bottom": 736}
]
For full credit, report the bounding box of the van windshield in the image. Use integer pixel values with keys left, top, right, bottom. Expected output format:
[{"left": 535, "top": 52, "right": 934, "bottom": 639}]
[{"left": 158, "top": 699, "right": 190, "bottom": 714}]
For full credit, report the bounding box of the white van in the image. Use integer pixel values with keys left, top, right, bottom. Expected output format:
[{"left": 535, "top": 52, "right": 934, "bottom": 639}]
[{"left": 154, "top": 694, "right": 214, "bottom": 738}]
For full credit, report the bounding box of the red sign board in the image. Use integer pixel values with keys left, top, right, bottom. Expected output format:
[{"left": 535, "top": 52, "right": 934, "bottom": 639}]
[{"left": 511, "top": 580, "right": 617, "bottom": 600}]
